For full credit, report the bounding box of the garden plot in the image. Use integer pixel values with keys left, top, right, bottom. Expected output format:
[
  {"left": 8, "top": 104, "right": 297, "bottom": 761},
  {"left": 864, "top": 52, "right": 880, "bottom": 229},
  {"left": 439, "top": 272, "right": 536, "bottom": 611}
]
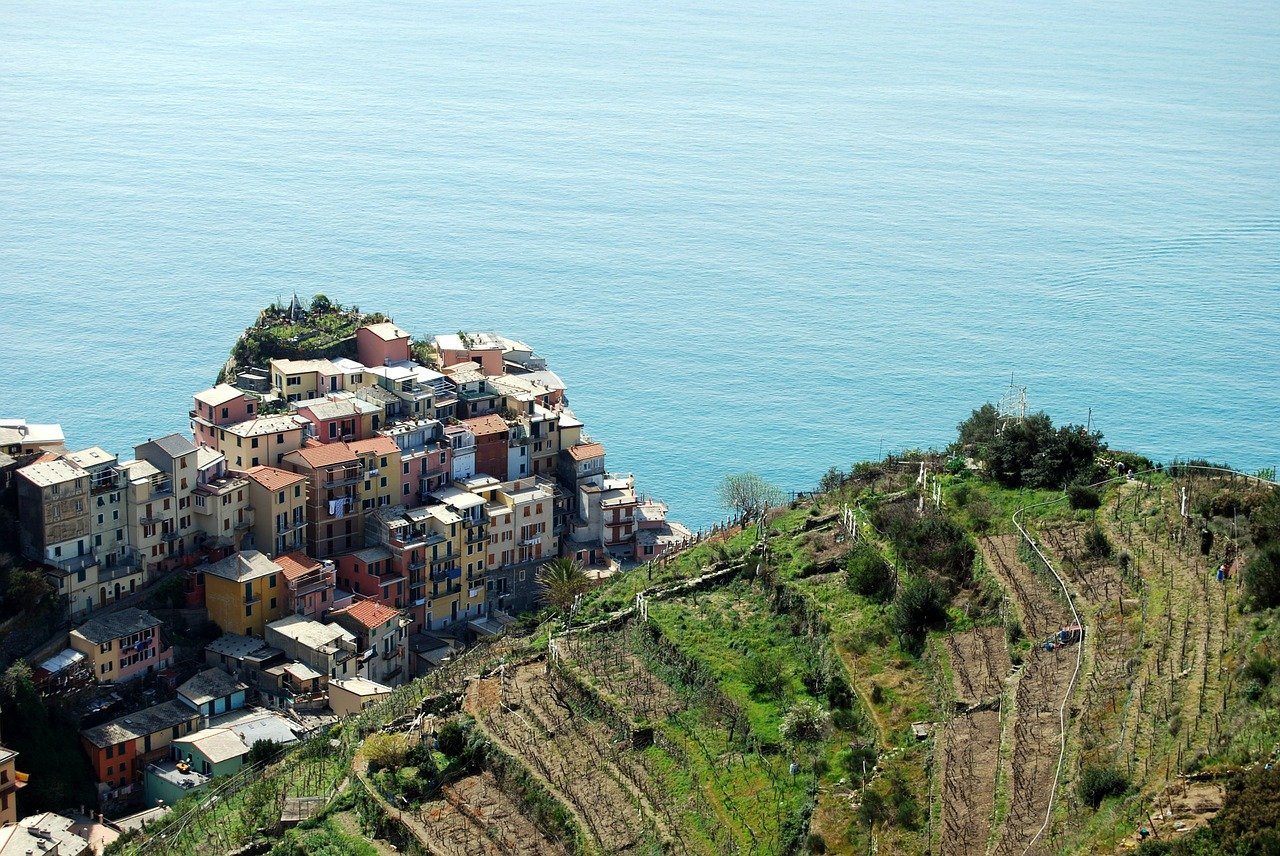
[
  {"left": 939, "top": 709, "right": 1002, "bottom": 856},
  {"left": 421, "top": 772, "right": 569, "bottom": 856},
  {"left": 938, "top": 627, "right": 1009, "bottom": 856},
  {"left": 945, "top": 627, "right": 1010, "bottom": 707},
  {"left": 980, "top": 535, "right": 1077, "bottom": 856},
  {"left": 559, "top": 628, "right": 684, "bottom": 723},
  {"left": 466, "top": 659, "right": 672, "bottom": 854}
]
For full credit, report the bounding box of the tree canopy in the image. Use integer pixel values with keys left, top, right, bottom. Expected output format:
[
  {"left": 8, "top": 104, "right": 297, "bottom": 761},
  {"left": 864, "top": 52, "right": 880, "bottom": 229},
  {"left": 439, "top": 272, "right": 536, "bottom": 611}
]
[
  {"left": 954, "top": 405, "right": 1105, "bottom": 489},
  {"left": 537, "top": 557, "right": 590, "bottom": 615},
  {"left": 717, "top": 472, "right": 784, "bottom": 523}
]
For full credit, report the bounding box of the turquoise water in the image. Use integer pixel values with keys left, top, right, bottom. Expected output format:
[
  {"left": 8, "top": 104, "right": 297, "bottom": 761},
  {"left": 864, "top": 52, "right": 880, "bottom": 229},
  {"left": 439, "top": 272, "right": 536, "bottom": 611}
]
[{"left": 2, "top": 0, "right": 1278, "bottom": 527}]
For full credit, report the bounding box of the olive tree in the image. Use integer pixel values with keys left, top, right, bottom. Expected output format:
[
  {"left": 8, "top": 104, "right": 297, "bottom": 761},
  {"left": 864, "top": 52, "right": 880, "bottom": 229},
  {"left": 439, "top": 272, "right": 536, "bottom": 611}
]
[{"left": 717, "top": 472, "right": 784, "bottom": 524}]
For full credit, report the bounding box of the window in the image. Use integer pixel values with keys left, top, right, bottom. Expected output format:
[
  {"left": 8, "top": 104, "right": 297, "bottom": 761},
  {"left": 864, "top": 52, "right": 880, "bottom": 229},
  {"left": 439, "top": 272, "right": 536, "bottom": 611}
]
[
  {"left": 221, "top": 406, "right": 229, "bottom": 419},
  {"left": 294, "top": 485, "right": 301, "bottom": 497},
  {"left": 328, "top": 423, "right": 337, "bottom": 439},
  {"left": 106, "top": 745, "right": 114, "bottom": 759},
  {"left": 246, "top": 604, "right": 253, "bottom": 617},
  {"left": 270, "top": 596, "right": 277, "bottom": 608},
  {"left": 251, "top": 437, "right": 259, "bottom": 448},
  {"left": 380, "top": 476, "right": 387, "bottom": 488}
]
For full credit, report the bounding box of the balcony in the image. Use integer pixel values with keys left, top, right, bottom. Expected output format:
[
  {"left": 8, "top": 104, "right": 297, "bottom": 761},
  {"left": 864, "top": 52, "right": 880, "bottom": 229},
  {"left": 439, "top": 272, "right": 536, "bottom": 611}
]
[
  {"left": 322, "top": 467, "right": 363, "bottom": 489},
  {"left": 408, "top": 557, "right": 427, "bottom": 571},
  {"left": 381, "top": 645, "right": 403, "bottom": 661},
  {"left": 99, "top": 561, "right": 140, "bottom": 583},
  {"left": 160, "top": 530, "right": 181, "bottom": 542},
  {"left": 277, "top": 518, "right": 305, "bottom": 534},
  {"left": 49, "top": 552, "right": 97, "bottom": 574},
  {"left": 244, "top": 594, "right": 262, "bottom": 606},
  {"left": 520, "top": 535, "right": 542, "bottom": 547},
  {"left": 235, "top": 518, "right": 252, "bottom": 530}
]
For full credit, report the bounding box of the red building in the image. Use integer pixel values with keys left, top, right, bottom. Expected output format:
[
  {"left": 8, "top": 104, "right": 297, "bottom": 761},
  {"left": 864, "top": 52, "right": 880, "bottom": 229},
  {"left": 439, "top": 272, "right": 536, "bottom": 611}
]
[{"left": 463, "top": 414, "right": 509, "bottom": 482}]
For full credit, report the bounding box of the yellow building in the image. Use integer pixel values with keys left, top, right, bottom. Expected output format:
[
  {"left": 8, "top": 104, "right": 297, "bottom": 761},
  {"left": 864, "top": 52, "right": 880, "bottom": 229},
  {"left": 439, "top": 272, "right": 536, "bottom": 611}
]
[
  {"left": 351, "top": 436, "right": 403, "bottom": 512},
  {"left": 0, "top": 744, "right": 26, "bottom": 825},
  {"left": 243, "top": 466, "right": 308, "bottom": 557},
  {"left": 68, "top": 607, "right": 172, "bottom": 684},
  {"left": 203, "top": 551, "right": 284, "bottom": 637},
  {"left": 269, "top": 358, "right": 345, "bottom": 403},
  {"left": 192, "top": 447, "right": 253, "bottom": 553},
  {"left": 216, "top": 414, "right": 308, "bottom": 470}
]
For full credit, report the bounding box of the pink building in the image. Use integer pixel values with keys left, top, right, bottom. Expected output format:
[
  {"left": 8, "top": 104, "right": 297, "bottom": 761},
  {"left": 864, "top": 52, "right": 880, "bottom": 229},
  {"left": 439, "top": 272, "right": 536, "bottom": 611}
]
[
  {"left": 431, "top": 333, "right": 506, "bottom": 376},
  {"left": 356, "top": 322, "right": 412, "bottom": 368},
  {"left": 334, "top": 546, "right": 406, "bottom": 609},
  {"left": 190, "top": 385, "right": 257, "bottom": 448}
]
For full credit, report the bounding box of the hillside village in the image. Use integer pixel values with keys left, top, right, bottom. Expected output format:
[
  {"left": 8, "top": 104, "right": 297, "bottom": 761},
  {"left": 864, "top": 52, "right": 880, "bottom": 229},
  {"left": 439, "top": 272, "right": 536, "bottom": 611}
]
[
  {"left": 0, "top": 296, "right": 692, "bottom": 847},
  {"left": 0, "top": 300, "right": 1277, "bottom": 856}
]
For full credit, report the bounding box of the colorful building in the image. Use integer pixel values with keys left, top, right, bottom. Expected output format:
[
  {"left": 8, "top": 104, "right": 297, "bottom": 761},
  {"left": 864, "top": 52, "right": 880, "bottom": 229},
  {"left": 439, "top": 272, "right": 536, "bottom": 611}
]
[
  {"left": 350, "top": 435, "right": 402, "bottom": 513},
  {"left": 0, "top": 745, "right": 26, "bottom": 826},
  {"left": 189, "top": 384, "right": 258, "bottom": 448},
  {"left": 355, "top": 322, "right": 412, "bottom": 368},
  {"left": 329, "top": 599, "right": 409, "bottom": 685},
  {"left": 264, "top": 615, "right": 358, "bottom": 681},
  {"left": 69, "top": 608, "right": 173, "bottom": 684},
  {"left": 242, "top": 465, "right": 308, "bottom": 558},
  {"left": 80, "top": 700, "right": 199, "bottom": 802},
  {"left": 213, "top": 414, "right": 308, "bottom": 470},
  {"left": 295, "top": 392, "right": 382, "bottom": 444},
  {"left": 203, "top": 550, "right": 284, "bottom": 637},
  {"left": 274, "top": 551, "right": 336, "bottom": 619},
  {"left": 283, "top": 442, "right": 363, "bottom": 559},
  {"left": 176, "top": 667, "right": 248, "bottom": 717}
]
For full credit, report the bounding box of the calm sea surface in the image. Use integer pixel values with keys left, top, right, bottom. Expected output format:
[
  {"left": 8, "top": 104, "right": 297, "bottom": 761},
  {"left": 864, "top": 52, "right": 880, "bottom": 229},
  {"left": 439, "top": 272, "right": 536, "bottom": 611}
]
[{"left": 2, "top": 0, "right": 1278, "bottom": 527}]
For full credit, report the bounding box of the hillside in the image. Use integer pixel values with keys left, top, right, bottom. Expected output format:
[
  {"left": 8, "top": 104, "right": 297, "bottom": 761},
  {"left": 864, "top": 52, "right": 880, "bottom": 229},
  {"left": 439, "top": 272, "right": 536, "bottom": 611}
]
[
  {"left": 108, "top": 410, "right": 1280, "bottom": 856},
  {"left": 215, "top": 293, "right": 429, "bottom": 384}
]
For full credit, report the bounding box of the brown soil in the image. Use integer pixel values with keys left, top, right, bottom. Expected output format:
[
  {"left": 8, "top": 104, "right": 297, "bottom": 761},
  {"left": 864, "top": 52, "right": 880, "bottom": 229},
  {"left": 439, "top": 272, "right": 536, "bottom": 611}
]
[
  {"left": 939, "top": 709, "right": 1003, "bottom": 856},
  {"left": 981, "top": 535, "right": 1076, "bottom": 856},
  {"left": 465, "top": 659, "right": 672, "bottom": 854},
  {"left": 946, "top": 627, "right": 1011, "bottom": 706}
]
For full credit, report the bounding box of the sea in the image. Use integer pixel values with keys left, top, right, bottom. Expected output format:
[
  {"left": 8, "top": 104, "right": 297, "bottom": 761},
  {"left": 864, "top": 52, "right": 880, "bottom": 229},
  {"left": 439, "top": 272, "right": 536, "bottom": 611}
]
[{"left": 2, "top": 0, "right": 1277, "bottom": 528}]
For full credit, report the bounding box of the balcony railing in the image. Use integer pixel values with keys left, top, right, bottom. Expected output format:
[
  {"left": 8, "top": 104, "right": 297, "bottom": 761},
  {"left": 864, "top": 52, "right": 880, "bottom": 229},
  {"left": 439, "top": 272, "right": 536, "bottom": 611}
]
[
  {"left": 160, "top": 530, "right": 181, "bottom": 542},
  {"left": 277, "top": 518, "right": 305, "bottom": 534}
]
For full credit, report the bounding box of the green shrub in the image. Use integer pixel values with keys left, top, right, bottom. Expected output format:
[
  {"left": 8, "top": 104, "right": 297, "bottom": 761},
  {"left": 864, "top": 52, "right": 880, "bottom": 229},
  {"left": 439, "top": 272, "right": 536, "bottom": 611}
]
[
  {"left": 1068, "top": 485, "right": 1101, "bottom": 511},
  {"left": 1078, "top": 763, "right": 1128, "bottom": 808},
  {"left": 743, "top": 650, "right": 789, "bottom": 698},
  {"left": 780, "top": 700, "right": 831, "bottom": 744},
  {"left": 1244, "top": 548, "right": 1280, "bottom": 609},
  {"left": 845, "top": 545, "right": 896, "bottom": 601},
  {"left": 1085, "top": 524, "right": 1113, "bottom": 559},
  {"left": 891, "top": 576, "right": 947, "bottom": 653},
  {"left": 437, "top": 720, "right": 467, "bottom": 758}
]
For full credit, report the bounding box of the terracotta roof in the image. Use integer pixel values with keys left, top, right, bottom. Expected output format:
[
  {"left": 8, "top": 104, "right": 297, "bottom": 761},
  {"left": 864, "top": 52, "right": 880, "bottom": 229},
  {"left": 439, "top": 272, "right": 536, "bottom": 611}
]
[
  {"left": 360, "top": 322, "right": 411, "bottom": 341},
  {"left": 565, "top": 442, "right": 605, "bottom": 462},
  {"left": 332, "top": 599, "right": 400, "bottom": 630},
  {"left": 274, "top": 551, "right": 323, "bottom": 582},
  {"left": 462, "top": 414, "right": 509, "bottom": 437},
  {"left": 243, "top": 465, "right": 305, "bottom": 491},
  {"left": 349, "top": 435, "right": 399, "bottom": 457},
  {"left": 289, "top": 442, "right": 358, "bottom": 468}
]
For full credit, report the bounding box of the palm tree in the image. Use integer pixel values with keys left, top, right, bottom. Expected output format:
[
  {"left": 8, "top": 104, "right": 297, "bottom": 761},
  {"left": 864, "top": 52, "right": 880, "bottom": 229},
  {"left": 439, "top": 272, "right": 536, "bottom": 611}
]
[{"left": 537, "top": 557, "right": 590, "bottom": 615}]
